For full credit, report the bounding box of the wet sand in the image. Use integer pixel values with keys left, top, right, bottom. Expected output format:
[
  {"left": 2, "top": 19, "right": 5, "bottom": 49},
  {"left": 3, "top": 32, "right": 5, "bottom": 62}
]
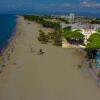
[{"left": 0, "top": 16, "right": 100, "bottom": 100}]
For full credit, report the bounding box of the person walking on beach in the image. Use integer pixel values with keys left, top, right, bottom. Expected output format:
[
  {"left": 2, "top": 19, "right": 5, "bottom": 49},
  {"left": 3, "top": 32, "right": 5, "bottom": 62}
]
[
  {"left": 40, "top": 49, "right": 42, "bottom": 53},
  {"left": 38, "top": 49, "right": 44, "bottom": 55}
]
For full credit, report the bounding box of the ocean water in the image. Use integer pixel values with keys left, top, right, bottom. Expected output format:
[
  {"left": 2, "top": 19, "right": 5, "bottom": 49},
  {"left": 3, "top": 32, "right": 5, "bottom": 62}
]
[{"left": 0, "top": 14, "right": 16, "bottom": 51}]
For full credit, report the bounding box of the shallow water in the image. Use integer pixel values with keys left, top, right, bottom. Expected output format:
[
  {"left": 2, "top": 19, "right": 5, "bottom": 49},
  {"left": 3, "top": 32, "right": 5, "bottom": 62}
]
[{"left": 0, "top": 14, "right": 16, "bottom": 50}]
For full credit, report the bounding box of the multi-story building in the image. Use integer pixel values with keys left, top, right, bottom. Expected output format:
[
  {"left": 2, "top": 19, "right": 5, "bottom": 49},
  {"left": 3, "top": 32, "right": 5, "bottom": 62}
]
[{"left": 68, "top": 13, "right": 75, "bottom": 23}]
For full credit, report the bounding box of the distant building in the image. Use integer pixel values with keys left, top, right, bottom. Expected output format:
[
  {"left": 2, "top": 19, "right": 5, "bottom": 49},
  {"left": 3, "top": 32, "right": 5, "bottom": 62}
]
[
  {"left": 60, "top": 13, "right": 75, "bottom": 23},
  {"left": 93, "top": 25, "right": 100, "bottom": 31},
  {"left": 68, "top": 13, "right": 75, "bottom": 23}
]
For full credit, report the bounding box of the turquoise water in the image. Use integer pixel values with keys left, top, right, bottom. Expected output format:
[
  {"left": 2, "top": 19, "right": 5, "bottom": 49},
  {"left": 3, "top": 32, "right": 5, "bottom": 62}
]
[
  {"left": 0, "top": 14, "right": 16, "bottom": 51},
  {"left": 96, "top": 51, "right": 100, "bottom": 69}
]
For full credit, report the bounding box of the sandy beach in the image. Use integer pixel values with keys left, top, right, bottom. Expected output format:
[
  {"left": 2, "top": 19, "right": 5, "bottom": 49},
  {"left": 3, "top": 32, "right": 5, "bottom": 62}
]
[{"left": 0, "top": 16, "right": 100, "bottom": 100}]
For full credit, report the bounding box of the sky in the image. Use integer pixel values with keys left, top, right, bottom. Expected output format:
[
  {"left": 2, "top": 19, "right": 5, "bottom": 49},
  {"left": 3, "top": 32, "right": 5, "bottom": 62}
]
[{"left": 0, "top": 0, "right": 100, "bottom": 14}]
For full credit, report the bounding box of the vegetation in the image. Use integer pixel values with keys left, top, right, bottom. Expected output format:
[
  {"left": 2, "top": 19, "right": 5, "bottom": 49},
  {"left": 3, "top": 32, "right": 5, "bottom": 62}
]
[
  {"left": 64, "top": 29, "right": 84, "bottom": 45},
  {"left": 97, "top": 72, "right": 100, "bottom": 78},
  {"left": 58, "top": 18, "right": 69, "bottom": 24},
  {"left": 87, "top": 38, "right": 100, "bottom": 49},
  {"left": 38, "top": 29, "right": 49, "bottom": 44},
  {"left": 85, "top": 40, "right": 100, "bottom": 59},
  {"left": 49, "top": 30, "right": 62, "bottom": 46},
  {"left": 90, "top": 18, "right": 100, "bottom": 24},
  {"left": 62, "top": 26, "right": 71, "bottom": 33},
  {"left": 24, "top": 15, "right": 60, "bottom": 29},
  {"left": 38, "top": 26, "right": 62, "bottom": 46},
  {"left": 86, "top": 31, "right": 100, "bottom": 77},
  {"left": 86, "top": 32, "right": 100, "bottom": 59},
  {"left": 43, "top": 15, "right": 53, "bottom": 19},
  {"left": 24, "top": 15, "right": 43, "bottom": 22},
  {"left": 42, "top": 21, "right": 60, "bottom": 29},
  {"left": 87, "top": 33, "right": 100, "bottom": 42}
]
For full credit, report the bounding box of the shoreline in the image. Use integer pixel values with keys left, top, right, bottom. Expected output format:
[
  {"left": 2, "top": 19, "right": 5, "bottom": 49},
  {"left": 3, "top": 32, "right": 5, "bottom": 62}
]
[
  {"left": 0, "top": 16, "right": 21, "bottom": 72},
  {"left": 0, "top": 16, "right": 17, "bottom": 54}
]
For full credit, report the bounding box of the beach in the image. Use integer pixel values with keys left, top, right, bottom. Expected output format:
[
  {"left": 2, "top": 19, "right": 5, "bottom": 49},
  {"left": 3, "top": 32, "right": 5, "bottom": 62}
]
[{"left": 0, "top": 16, "right": 100, "bottom": 100}]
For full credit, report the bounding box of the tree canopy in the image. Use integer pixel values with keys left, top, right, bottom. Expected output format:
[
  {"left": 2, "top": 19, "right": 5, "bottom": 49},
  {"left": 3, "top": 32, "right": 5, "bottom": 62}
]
[
  {"left": 58, "top": 18, "right": 69, "bottom": 24},
  {"left": 64, "top": 29, "right": 84, "bottom": 44},
  {"left": 86, "top": 32, "right": 100, "bottom": 59},
  {"left": 90, "top": 18, "right": 100, "bottom": 24},
  {"left": 87, "top": 33, "right": 100, "bottom": 42},
  {"left": 86, "top": 38, "right": 100, "bottom": 49},
  {"left": 24, "top": 15, "right": 60, "bottom": 29}
]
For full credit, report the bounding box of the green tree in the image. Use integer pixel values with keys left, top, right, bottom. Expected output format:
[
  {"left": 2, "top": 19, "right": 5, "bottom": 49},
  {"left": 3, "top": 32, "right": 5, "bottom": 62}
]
[
  {"left": 51, "top": 32, "right": 62, "bottom": 46},
  {"left": 86, "top": 38, "right": 100, "bottom": 49},
  {"left": 88, "top": 33, "right": 100, "bottom": 42},
  {"left": 58, "top": 18, "right": 69, "bottom": 24},
  {"left": 49, "top": 28, "right": 62, "bottom": 46},
  {"left": 62, "top": 26, "right": 71, "bottom": 33},
  {"left": 24, "top": 15, "right": 60, "bottom": 29},
  {"left": 90, "top": 18, "right": 100, "bottom": 24},
  {"left": 64, "top": 29, "right": 84, "bottom": 44},
  {"left": 86, "top": 38, "right": 100, "bottom": 59}
]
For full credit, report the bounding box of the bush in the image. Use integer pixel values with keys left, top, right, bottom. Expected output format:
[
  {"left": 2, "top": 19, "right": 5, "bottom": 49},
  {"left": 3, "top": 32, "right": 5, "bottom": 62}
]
[
  {"left": 97, "top": 72, "right": 100, "bottom": 78},
  {"left": 24, "top": 15, "right": 60, "bottom": 29},
  {"left": 90, "top": 18, "right": 100, "bottom": 24},
  {"left": 49, "top": 32, "right": 62, "bottom": 46},
  {"left": 58, "top": 18, "right": 69, "bottom": 24},
  {"left": 38, "top": 30, "right": 49, "bottom": 44}
]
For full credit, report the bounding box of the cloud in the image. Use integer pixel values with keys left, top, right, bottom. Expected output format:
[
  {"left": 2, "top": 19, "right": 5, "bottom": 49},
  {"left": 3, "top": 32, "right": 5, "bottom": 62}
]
[{"left": 80, "top": 0, "right": 100, "bottom": 8}]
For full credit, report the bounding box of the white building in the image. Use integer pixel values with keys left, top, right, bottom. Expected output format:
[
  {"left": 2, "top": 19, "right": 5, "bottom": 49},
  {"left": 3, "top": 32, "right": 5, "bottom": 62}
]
[
  {"left": 68, "top": 13, "right": 75, "bottom": 23},
  {"left": 61, "top": 13, "right": 75, "bottom": 23}
]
